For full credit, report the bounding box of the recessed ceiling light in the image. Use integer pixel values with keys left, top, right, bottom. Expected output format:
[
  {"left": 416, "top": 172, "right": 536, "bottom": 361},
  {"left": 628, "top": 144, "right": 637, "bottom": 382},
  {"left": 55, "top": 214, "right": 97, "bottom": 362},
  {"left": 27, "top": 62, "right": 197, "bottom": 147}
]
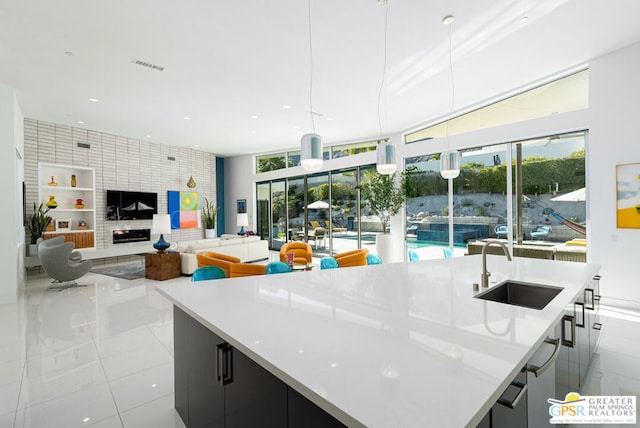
[
  {"left": 184, "top": 116, "right": 192, "bottom": 121},
  {"left": 77, "top": 120, "right": 85, "bottom": 124},
  {"left": 250, "top": 115, "right": 259, "bottom": 119},
  {"left": 251, "top": 130, "right": 257, "bottom": 134},
  {"left": 519, "top": 16, "right": 529, "bottom": 23},
  {"left": 293, "top": 125, "right": 301, "bottom": 129},
  {"left": 442, "top": 15, "right": 454, "bottom": 25},
  {"left": 282, "top": 105, "right": 292, "bottom": 109},
  {"left": 82, "top": 417, "right": 90, "bottom": 423},
  {"left": 192, "top": 144, "right": 199, "bottom": 148},
  {"left": 88, "top": 98, "right": 99, "bottom": 103},
  {"left": 146, "top": 134, "right": 152, "bottom": 138},
  {"left": 325, "top": 117, "right": 335, "bottom": 121}
]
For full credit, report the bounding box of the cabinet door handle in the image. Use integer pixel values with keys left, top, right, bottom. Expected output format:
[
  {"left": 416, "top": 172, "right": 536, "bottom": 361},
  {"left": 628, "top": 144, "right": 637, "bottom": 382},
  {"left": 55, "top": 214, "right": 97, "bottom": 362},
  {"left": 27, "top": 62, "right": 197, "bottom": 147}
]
[
  {"left": 593, "top": 322, "right": 602, "bottom": 331},
  {"left": 562, "top": 315, "right": 575, "bottom": 347},
  {"left": 526, "top": 337, "right": 561, "bottom": 378},
  {"left": 575, "top": 302, "right": 585, "bottom": 328},
  {"left": 585, "top": 288, "right": 595, "bottom": 310},
  {"left": 497, "top": 381, "right": 528, "bottom": 409},
  {"left": 216, "top": 343, "right": 233, "bottom": 386}
]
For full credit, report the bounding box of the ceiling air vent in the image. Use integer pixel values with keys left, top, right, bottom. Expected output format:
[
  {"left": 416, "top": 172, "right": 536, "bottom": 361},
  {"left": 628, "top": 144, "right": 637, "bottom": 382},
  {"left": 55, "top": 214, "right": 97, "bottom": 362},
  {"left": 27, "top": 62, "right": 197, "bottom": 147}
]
[
  {"left": 132, "top": 59, "right": 165, "bottom": 72},
  {"left": 77, "top": 142, "right": 90, "bottom": 149},
  {"left": 167, "top": 156, "right": 176, "bottom": 161}
]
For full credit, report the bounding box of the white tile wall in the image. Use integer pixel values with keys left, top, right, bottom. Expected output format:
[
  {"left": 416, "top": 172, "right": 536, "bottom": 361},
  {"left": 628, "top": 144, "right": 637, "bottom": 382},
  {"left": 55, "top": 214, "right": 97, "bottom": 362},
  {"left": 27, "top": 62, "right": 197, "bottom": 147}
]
[{"left": 24, "top": 119, "right": 217, "bottom": 252}]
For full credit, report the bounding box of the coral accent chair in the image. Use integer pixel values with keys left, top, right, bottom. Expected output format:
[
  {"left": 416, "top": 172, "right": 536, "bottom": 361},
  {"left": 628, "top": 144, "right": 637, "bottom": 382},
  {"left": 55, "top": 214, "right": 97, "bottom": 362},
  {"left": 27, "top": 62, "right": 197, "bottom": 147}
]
[
  {"left": 280, "top": 242, "right": 313, "bottom": 265},
  {"left": 197, "top": 252, "right": 241, "bottom": 278},
  {"left": 229, "top": 263, "right": 267, "bottom": 278},
  {"left": 334, "top": 248, "right": 369, "bottom": 268}
]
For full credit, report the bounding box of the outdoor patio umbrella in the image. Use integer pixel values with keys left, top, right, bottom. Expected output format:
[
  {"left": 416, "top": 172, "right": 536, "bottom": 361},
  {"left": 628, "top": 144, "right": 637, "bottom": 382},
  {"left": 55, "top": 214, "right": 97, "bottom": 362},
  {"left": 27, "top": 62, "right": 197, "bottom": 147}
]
[
  {"left": 550, "top": 187, "right": 586, "bottom": 202},
  {"left": 307, "top": 200, "right": 330, "bottom": 209}
]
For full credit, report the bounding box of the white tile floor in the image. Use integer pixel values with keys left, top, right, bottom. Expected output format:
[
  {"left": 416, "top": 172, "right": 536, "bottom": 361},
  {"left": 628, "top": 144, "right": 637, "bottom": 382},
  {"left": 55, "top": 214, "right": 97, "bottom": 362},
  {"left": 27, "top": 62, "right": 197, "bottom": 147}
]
[{"left": 2, "top": 260, "right": 639, "bottom": 427}]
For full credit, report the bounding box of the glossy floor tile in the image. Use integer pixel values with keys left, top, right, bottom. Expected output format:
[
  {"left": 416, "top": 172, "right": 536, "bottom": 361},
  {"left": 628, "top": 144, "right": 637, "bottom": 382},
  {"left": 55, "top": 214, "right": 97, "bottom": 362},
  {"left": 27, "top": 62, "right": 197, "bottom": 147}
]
[{"left": 1, "top": 262, "right": 637, "bottom": 427}]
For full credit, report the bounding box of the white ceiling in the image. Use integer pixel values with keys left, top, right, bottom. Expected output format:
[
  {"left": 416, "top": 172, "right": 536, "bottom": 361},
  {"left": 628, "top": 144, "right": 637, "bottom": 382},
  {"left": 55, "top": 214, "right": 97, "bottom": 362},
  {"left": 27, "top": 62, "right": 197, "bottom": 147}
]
[{"left": 1, "top": 0, "right": 640, "bottom": 157}]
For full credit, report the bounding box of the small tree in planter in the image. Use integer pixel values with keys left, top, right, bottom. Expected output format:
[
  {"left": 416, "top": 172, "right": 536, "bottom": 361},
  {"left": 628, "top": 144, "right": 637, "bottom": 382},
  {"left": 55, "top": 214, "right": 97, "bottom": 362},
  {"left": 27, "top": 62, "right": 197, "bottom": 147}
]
[
  {"left": 202, "top": 198, "right": 220, "bottom": 238},
  {"left": 357, "top": 166, "right": 418, "bottom": 234}
]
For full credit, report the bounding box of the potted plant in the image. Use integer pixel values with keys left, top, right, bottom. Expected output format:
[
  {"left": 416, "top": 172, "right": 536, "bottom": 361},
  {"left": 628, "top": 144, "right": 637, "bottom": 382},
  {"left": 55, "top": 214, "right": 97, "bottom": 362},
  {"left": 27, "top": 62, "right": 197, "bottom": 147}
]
[
  {"left": 357, "top": 166, "right": 417, "bottom": 262},
  {"left": 202, "top": 197, "right": 220, "bottom": 239},
  {"left": 27, "top": 202, "right": 52, "bottom": 256}
]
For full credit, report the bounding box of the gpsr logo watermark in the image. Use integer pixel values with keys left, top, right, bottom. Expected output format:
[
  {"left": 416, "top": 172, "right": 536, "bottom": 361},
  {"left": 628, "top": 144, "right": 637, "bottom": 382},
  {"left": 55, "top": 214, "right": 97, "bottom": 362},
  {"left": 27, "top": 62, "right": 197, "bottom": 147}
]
[{"left": 548, "top": 392, "right": 636, "bottom": 424}]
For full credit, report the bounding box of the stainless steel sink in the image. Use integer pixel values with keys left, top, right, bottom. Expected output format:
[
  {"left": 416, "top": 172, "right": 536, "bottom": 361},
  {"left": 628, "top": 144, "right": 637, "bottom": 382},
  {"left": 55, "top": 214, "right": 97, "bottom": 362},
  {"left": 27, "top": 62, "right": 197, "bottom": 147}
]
[{"left": 474, "top": 280, "right": 563, "bottom": 310}]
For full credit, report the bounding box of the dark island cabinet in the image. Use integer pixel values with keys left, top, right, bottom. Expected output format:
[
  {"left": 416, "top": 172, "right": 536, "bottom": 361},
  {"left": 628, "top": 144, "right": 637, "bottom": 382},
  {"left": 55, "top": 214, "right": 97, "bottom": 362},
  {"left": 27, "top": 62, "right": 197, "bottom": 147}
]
[{"left": 173, "top": 306, "right": 345, "bottom": 428}]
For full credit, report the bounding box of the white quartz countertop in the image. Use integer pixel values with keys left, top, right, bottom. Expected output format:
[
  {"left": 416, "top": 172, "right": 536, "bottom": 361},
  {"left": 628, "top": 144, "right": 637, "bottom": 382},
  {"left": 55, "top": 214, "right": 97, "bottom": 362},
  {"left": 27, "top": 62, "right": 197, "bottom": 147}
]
[{"left": 156, "top": 255, "right": 600, "bottom": 428}]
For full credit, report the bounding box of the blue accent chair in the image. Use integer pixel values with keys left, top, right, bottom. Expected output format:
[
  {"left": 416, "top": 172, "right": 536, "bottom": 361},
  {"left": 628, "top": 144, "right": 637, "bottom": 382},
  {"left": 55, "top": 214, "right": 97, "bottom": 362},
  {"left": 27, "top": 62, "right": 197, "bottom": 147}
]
[
  {"left": 366, "top": 254, "right": 382, "bottom": 265},
  {"left": 408, "top": 250, "right": 419, "bottom": 262},
  {"left": 320, "top": 257, "right": 339, "bottom": 270},
  {"left": 192, "top": 266, "right": 227, "bottom": 282},
  {"left": 443, "top": 247, "right": 453, "bottom": 258},
  {"left": 266, "top": 261, "right": 292, "bottom": 275}
]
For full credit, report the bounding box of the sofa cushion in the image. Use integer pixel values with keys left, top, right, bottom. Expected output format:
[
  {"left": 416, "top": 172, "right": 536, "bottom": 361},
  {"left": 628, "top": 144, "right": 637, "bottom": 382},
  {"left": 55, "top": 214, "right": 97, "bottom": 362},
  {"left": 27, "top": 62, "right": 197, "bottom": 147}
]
[
  {"left": 243, "top": 235, "right": 260, "bottom": 243},
  {"left": 220, "top": 234, "right": 242, "bottom": 240},
  {"left": 186, "top": 239, "right": 220, "bottom": 253}
]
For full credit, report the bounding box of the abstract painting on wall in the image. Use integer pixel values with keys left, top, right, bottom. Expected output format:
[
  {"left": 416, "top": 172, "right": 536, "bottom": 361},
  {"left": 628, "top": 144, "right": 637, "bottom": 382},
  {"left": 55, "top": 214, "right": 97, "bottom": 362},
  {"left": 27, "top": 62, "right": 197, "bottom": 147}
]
[
  {"left": 616, "top": 163, "right": 640, "bottom": 229},
  {"left": 168, "top": 191, "right": 199, "bottom": 230}
]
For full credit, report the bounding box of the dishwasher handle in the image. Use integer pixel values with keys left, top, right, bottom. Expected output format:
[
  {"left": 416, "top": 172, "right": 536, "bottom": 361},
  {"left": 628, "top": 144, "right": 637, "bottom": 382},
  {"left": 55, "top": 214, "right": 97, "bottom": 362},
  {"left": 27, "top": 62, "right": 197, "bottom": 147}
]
[{"left": 526, "top": 337, "right": 561, "bottom": 378}]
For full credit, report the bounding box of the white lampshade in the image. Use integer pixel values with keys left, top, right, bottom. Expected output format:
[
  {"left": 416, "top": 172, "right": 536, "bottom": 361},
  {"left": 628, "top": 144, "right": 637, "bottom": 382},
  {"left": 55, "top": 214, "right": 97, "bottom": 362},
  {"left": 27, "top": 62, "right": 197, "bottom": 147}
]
[
  {"left": 236, "top": 213, "right": 249, "bottom": 227},
  {"left": 300, "top": 133, "right": 323, "bottom": 172},
  {"left": 151, "top": 214, "right": 171, "bottom": 235},
  {"left": 376, "top": 142, "right": 397, "bottom": 175},
  {"left": 440, "top": 150, "right": 461, "bottom": 179}
]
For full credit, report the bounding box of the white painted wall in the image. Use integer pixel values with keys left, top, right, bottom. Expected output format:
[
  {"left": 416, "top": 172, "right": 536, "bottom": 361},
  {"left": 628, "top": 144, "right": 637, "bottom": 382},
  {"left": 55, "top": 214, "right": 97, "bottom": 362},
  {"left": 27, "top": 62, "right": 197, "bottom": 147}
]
[
  {"left": 589, "top": 41, "right": 640, "bottom": 303},
  {"left": 224, "top": 155, "right": 255, "bottom": 234},
  {"left": 0, "top": 84, "right": 24, "bottom": 303}
]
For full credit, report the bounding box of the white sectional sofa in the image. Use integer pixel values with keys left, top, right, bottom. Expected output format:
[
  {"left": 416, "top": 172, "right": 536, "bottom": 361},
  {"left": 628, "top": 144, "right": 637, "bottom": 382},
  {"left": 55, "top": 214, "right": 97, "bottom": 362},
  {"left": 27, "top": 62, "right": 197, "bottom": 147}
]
[{"left": 176, "top": 234, "right": 269, "bottom": 275}]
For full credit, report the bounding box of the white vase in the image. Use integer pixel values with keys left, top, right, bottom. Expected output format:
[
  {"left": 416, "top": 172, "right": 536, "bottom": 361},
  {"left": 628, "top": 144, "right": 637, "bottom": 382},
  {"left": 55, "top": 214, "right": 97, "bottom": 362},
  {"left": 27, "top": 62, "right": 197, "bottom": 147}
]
[
  {"left": 28, "top": 244, "right": 38, "bottom": 257},
  {"left": 205, "top": 228, "right": 216, "bottom": 239},
  {"left": 375, "top": 233, "right": 395, "bottom": 263}
]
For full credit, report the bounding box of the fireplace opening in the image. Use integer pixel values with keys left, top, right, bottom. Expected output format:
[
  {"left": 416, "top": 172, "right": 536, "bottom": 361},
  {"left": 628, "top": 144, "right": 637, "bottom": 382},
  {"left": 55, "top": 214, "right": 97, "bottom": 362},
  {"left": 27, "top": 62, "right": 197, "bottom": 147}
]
[{"left": 113, "top": 229, "right": 151, "bottom": 244}]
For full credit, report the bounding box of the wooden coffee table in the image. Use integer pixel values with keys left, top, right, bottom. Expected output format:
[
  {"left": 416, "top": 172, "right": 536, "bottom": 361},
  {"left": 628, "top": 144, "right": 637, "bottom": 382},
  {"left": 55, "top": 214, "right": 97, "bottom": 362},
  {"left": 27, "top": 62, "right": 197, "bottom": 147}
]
[{"left": 145, "top": 252, "right": 181, "bottom": 280}]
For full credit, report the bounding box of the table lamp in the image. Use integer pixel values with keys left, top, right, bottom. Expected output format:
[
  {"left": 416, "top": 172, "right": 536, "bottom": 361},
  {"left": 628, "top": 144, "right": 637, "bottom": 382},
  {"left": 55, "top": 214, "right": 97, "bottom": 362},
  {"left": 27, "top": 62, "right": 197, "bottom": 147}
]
[
  {"left": 152, "top": 214, "right": 171, "bottom": 252},
  {"left": 237, "top": 213, "right": 249, "bottom": 236}
]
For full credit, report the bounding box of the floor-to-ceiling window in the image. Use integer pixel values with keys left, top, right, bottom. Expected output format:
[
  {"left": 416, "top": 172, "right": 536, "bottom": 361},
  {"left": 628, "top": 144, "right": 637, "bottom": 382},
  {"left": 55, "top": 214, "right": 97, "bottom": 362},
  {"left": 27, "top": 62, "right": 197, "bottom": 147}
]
[
  {"left": 404, "top": 133, "right": 586, "bottom": 261},
  {"left": 270, "top": 180, "right": 286, "bottom": 250},
  {"left": 257, "top": 165, "right": 372, "bottom": 256},
  {"left": 330, "top": 168, "right": 359, "bottom": 255}
]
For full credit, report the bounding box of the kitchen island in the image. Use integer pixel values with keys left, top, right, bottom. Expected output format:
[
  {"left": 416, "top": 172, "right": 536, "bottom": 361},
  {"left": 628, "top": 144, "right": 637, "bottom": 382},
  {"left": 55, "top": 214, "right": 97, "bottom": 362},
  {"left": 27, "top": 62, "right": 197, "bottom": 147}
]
[{"left": 156, "top": 255, "right": 600, "bottom": 427}]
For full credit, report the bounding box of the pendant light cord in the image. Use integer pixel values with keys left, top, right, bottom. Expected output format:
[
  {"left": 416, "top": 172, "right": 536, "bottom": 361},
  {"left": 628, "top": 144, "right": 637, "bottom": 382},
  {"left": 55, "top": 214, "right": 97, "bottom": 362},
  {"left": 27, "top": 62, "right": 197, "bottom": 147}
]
[
  {"left": 445, "top": 17, "right": 455, "bottom": 146},
  {"left": 308, "top": 0, "right": 316, "bottom": 134},
  {"left": 377, "top": 2, "right": 389, "bottom": 139}
]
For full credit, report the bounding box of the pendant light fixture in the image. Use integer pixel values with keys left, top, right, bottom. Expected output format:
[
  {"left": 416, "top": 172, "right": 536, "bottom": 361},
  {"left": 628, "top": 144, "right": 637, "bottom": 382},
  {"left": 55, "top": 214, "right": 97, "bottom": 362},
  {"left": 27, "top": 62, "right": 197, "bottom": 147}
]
[
  {"left": 186, "top": 150, "right": 197, "bottom": 188},
  {"left": 375, "top": 1, "right": 396, "bottom": 175},
  {"left": 440, "top": 14, "right": 460, "bottom": 180},
  {"left": 300, "top": 0, "right": 323, "bottom": 172}
]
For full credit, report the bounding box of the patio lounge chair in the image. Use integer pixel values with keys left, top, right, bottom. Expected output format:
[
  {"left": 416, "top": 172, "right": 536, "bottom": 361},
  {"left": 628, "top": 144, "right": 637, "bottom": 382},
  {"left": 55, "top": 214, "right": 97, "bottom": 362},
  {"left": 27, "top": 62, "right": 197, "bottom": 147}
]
[
  {"left": 530, "top": 225, "right": 552, "bottom": 240},
  {"left": 326, "top": 220, "right": 347, "bottom": 235},
  {"left": 495, "top": 225, "right": 508, "bottom": 238}
]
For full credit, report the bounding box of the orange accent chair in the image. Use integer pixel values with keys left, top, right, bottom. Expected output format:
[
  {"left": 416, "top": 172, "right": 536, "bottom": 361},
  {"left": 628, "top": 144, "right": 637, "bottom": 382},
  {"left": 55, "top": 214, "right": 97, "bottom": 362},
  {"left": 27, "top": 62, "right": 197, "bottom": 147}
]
[
  {"left": 334, "top": 248, "right": 369, "bottom": 268},
  {"left": 197, "top": 252, "right": 241, "bottom": 278},
  {"left": 280, "top": 242, "right": 313, "bottom": 265},
  {"left": 229, "top": 263, "right": 267, "bottom": 278}
]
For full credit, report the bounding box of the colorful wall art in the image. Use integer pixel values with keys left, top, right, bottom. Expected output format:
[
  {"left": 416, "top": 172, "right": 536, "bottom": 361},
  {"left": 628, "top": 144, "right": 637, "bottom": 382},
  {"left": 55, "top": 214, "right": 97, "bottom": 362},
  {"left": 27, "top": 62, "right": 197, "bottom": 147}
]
[
  {"left": 168, "top": 191, "right": 199, "bottom": 230},
  {"left": 616, "top": 163, "right": 640, "bottom": 229}
]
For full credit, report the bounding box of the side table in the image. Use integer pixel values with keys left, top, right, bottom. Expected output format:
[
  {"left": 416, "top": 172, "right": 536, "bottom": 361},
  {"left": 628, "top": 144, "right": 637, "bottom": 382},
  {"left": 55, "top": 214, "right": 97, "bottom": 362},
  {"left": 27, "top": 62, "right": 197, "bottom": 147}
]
[{"left": 145, "top": 252, "right": 181, "bottom": 281}]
